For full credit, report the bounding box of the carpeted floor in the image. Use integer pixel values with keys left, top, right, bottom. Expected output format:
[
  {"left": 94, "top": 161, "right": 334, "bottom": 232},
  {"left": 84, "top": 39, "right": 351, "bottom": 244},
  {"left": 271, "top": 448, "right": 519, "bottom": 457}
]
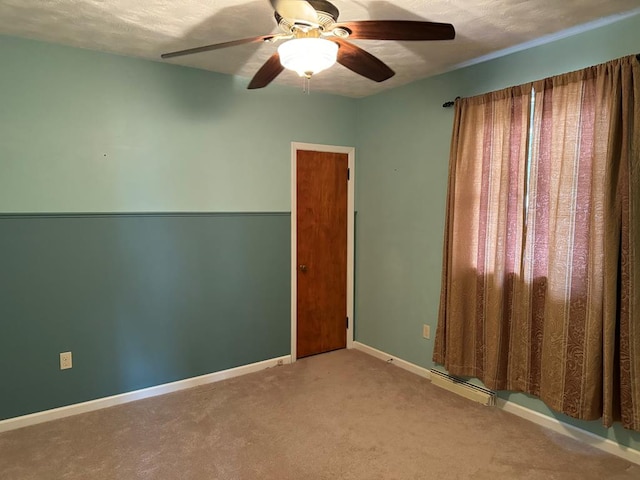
[{"left": 0, "top": 349, "right": 638, "bottom": 479}]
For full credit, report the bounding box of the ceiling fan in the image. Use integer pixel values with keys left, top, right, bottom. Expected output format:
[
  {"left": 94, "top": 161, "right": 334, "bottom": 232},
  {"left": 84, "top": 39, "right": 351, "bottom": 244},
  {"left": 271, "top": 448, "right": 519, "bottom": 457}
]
[{"left": 161, "top": 0, "right": 455, "bottom": 89}]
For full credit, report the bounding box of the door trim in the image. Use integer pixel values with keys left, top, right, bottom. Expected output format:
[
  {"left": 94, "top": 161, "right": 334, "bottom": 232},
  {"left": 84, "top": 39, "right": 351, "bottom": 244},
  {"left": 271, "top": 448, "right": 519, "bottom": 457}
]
[{"left": 291, "top": 142, "right": 355, "bottom": 362}]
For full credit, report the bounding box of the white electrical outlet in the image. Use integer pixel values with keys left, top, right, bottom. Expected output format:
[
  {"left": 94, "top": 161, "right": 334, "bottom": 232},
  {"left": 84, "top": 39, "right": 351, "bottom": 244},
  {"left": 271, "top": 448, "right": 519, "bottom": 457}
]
[
  {"left": 60, "top": 351, "right": 72, "bottom": 370},
  {"left": 423, "top": 324, "right": 431, "bottom": 339}
]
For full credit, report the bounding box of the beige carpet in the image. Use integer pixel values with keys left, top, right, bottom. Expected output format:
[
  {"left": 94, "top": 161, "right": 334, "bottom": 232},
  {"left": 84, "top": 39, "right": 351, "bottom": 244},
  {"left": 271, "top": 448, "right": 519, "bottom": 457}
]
[{"left": 0, "top": 349, "right": 638, "bottom": 479}]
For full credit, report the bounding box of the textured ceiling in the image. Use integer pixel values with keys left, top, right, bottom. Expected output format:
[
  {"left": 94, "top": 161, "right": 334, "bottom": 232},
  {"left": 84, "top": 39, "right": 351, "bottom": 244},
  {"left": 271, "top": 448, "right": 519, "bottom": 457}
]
[{"left": 0, "top": 0, "right": 639, "bottom": 97}]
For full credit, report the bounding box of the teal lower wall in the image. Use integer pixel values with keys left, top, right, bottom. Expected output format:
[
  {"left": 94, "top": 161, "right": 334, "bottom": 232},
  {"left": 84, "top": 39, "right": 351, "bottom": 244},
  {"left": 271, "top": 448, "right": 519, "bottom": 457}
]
[{"left": 0, "top": 213, "right": 290, "bottom": 420}]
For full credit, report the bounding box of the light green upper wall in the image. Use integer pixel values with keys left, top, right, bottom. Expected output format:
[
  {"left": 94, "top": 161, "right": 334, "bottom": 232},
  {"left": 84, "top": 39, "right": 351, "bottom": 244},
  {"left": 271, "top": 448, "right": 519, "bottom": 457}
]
[
  {"left": 355, "top": 12, "right": 640, "bottom": 364},
  {"left": 0, "top": 36, "right": 356, "bottom": 213},
  {"left": 354, "top": 12, "right": 640, "bottom": 448}
]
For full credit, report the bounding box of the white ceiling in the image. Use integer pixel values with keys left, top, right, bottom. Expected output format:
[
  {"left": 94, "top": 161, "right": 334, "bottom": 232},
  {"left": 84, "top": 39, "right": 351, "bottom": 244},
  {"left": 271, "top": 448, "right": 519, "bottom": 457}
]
[{"left": 0, "top": 0, "right": 639, "bottom": 97}]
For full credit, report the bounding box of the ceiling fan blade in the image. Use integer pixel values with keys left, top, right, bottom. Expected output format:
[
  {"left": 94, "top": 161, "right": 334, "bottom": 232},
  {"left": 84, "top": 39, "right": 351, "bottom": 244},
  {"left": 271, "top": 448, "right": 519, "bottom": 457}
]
[
  {"left": 248, "top": 53, "right": 285, "bottom": 89},
  {"left": 270, "top": 0, "right": 318, "bottom": 24},
  {"left": 161, "top": 35, "right": 275, "bottom": 59},
  {"left": 332, "top": 39, "right": 394, "bottom": 83},
  {"left": 333, "top": 20, "right": 455, "bottom": 41}
]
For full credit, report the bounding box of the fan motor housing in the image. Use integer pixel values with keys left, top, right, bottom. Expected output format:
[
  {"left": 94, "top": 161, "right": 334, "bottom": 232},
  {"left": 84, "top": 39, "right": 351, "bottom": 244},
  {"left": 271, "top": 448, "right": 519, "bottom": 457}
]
[
  {"left": 274, "top": 0, "right": 340, "bottom": 30},
  {"left": 306, "top": 0, "right": 340, "bottom": 20}
]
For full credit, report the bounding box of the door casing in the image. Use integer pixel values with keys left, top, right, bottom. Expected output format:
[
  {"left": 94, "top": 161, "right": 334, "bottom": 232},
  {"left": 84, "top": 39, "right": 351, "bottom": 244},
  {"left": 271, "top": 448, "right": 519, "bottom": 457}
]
[{"left": 291, "top": 142, "right": 355, "bottom": 362}]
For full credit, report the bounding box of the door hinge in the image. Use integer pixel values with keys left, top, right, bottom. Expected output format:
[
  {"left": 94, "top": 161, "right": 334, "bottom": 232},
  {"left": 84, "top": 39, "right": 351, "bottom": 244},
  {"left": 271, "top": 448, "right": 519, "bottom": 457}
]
[
  {"left": 346, "top": 316, "right": 349, "bottom": 329},
  {"left": 347, "top": 168, "right": 350, "bottom": 180}
]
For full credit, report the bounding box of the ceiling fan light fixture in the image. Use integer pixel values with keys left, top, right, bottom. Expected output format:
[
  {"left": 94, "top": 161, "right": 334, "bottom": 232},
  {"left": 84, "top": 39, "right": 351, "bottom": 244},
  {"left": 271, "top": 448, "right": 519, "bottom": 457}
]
[
  {"left": 277, "top": 38, "right": 338, "bottom": 78},
  {"left": 161, "top": 0, "right": 455, "bottom": 90}
]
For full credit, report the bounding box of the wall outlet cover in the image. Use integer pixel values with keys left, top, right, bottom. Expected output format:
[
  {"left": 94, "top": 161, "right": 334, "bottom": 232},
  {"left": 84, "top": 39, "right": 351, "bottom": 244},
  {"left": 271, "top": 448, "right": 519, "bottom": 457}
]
[
  {"left": 423, "top": 325, "right": 431, "bottom": 339},
  {"left": 60, "top": 351, "right": 72, "bottom": 370}
]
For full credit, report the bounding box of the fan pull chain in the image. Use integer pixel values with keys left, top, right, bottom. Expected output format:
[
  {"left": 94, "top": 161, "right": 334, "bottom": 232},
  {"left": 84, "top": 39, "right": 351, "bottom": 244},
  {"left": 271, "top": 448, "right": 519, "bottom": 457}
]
[{"left": 303, "top": 76, "right": 311, "bottom": 95}]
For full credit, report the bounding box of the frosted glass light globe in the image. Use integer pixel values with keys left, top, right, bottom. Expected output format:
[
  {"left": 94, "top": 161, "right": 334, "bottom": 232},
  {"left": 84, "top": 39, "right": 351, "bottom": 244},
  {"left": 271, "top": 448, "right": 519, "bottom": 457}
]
[{"left": 278, "top": 38, "right": 338, "bottom": 78}]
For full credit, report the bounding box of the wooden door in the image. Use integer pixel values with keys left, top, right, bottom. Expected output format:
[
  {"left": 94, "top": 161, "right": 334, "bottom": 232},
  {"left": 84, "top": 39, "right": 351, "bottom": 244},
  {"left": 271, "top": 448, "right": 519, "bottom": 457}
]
[{"left": 296, "top": 149, "right": 348, "bottom": 358}]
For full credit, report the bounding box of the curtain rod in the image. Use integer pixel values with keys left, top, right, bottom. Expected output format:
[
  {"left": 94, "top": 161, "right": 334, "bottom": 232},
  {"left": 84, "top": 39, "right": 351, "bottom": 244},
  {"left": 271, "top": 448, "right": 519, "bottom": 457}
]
[
  {"left": 442, "top": 54, "right": 639, "bottom": 108},
  {"left": 443, "top": 97, "right": 460, "bottom": 108}
]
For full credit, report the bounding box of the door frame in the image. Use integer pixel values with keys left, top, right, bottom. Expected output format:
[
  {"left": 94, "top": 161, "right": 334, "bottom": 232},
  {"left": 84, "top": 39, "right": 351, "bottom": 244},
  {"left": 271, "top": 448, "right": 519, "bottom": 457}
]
[{"left": 291, "top": 142, "right": 355, "bottom": 362}]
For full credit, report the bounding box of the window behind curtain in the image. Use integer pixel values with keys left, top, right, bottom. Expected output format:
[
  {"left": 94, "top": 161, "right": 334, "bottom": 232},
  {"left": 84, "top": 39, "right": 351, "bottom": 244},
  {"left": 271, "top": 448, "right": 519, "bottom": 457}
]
[{"left": 434, "top": 55, "right": 640, "bottom": 430}]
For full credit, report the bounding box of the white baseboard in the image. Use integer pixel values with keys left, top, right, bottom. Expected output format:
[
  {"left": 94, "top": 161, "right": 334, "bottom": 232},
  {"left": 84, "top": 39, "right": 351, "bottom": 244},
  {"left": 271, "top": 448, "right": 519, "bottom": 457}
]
[
  {"left": 0, "top": 355, "right": 291, "bottom": 434},
  {"left": 352, "top": 341, "right": 431, "bottom": 379},
  {"left": 353, "top": 341, "right": 640, "bottom": 466},
  {"left": 497, "top": 398, "right": 640, "bottom": 466}
]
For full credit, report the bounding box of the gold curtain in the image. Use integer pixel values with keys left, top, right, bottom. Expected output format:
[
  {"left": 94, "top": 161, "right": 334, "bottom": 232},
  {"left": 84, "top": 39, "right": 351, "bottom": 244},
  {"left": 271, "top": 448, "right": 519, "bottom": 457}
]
[
  {"left": 433, "top": 85, "right": 533, "bottom": 383},
  {"left": 602, "top": 56, "right": 640, "bottom": 430},
  {"left": 433, "top": 55, "right": 640, "bottom": 429}
]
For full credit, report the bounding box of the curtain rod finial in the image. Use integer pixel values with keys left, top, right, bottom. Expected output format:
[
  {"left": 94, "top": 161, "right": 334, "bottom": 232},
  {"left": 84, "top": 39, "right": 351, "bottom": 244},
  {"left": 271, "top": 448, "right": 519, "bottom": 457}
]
[{"left": 442, "top": 96, "right": 461, "bottom": 108}]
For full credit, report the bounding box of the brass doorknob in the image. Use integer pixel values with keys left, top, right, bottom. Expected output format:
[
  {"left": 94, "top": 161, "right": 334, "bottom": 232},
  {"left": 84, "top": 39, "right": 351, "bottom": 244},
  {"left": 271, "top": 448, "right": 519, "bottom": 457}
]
[{"left": 299, "top": 264, "right": 308, "bottom": 272}]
